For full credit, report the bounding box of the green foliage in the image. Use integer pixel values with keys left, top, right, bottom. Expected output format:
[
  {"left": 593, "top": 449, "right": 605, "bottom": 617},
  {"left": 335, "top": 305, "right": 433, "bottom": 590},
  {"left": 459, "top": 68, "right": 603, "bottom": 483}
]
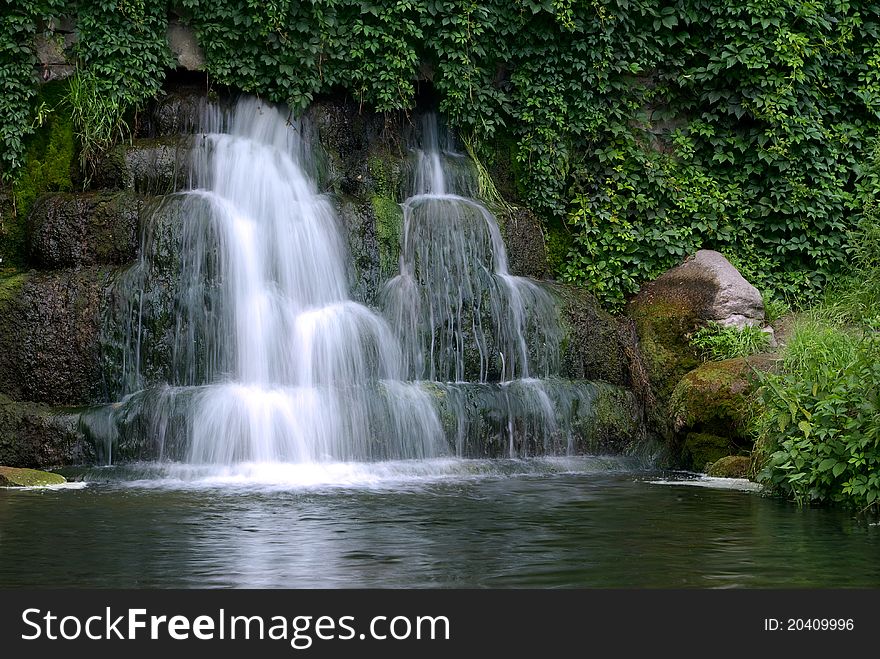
[
  {"left": 755, "top": 326, "right": 880, "bottom": 512},
  {"left": 67, "top": 69, "right": 130, "bottom": 182},
  {"left": 780, "top": 317, "right": 859, "bottom": 380},
  {"left": 689, "top": 321, "right": 771, "bottom": 362},
  {"left": 2, "top": 2, "right": 880, "bottom": 311}
]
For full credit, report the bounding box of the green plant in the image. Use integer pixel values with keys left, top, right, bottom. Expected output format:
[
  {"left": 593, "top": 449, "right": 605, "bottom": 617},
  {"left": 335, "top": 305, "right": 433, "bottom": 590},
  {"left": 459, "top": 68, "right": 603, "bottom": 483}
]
[
  {"left": 755, "top": 326, "right": 880, "bottom": 512},
  {"left": 66, "top": 69, "right": 130, "bottom": 182},
  {"left": 689, "top": 321, "right": 771, "bottom": 362},
  {"left": 780, "top": 317, "right": 859, "bottom": 382}
]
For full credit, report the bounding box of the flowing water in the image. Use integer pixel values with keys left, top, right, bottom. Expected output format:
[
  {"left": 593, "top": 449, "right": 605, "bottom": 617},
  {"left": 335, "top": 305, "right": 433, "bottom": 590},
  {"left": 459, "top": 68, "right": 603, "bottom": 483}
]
[{"left": 83, "top": 99, "right": 621, "bottom": 468}]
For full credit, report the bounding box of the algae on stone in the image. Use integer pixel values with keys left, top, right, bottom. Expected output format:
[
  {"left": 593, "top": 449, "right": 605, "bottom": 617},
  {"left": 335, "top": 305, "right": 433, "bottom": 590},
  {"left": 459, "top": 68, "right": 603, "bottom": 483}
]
[
  {"left": 0, "top": 465, "right": 66, "bottom": 486},
  {"left": 707, "top": 455, "right": 751, "bottom": 479}
]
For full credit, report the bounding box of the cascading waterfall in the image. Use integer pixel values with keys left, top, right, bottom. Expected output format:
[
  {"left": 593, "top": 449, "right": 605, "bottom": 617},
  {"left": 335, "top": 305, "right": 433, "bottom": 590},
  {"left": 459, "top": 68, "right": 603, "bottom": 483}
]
[
  {"left": 84, "top": 98, "right": 630, "bottom": 475},
  {"left": 96, "top": 98, "right": 444, "bottom": 464}
]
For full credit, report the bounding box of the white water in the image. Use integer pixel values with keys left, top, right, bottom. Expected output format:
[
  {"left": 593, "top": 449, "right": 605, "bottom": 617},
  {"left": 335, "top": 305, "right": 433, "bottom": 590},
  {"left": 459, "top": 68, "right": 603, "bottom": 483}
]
[{"left": 89, "top": 100, "right": 622, "bottom": 476}]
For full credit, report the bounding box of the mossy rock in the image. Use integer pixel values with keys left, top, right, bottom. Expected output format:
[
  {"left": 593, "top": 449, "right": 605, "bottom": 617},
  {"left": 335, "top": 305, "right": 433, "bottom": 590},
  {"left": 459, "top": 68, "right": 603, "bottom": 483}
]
[
  {"left": 707, "top": 455, "right": 751, "bottom": 479},
  {"left": 499, "top": 206, "right": 549, "bottom": 279},
  {"left": 0, "top": 466, "right": 66, "bottom": 486},
  {"left": 626, "top": 293, "right": 703, "bottom": 408},
  {"left": 93, "top": 136, "right": 192, "bottom": 194},
  {"left": 549, "top": 282, "right": 634, "bottom": 388},
  {"left": 669, "top": 355, "right": 774, "bottom": 437},
  {"left": 683, "top": 432, "right": 734, "bottom": 472}
]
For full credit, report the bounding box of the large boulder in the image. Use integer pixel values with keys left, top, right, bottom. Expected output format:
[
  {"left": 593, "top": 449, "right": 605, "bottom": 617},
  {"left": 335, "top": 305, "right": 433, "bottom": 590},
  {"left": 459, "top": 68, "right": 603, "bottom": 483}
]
[
  {"left": 669, "top": 355, "right": 776, "bottom": 469},
  {"left": 627, "top": 250, "right": 768, "bottom": 406}
]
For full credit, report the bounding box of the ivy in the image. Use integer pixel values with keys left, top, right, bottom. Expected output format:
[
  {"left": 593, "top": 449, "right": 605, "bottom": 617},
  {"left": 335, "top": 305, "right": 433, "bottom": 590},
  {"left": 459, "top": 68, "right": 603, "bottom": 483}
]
[{"left": 2, "top": 1, "right": 880, "bottom": 309}]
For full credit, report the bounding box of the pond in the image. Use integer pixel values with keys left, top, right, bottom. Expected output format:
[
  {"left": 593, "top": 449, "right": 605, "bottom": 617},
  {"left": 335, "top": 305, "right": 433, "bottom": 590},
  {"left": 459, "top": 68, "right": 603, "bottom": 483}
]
[{"left": 2, "top": 457, "right": 878, "bottom": 588}]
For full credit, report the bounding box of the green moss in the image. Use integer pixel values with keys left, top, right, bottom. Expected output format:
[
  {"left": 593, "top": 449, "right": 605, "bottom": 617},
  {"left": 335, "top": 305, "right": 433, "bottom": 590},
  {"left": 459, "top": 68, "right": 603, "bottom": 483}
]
[
  {"left": 683, "top": 432, "right": 734, "bottom": 472},
  {"left": 707, "top": 455, "right": 751, "bottom": 478},
  {"left": 669, "top": 356, "right": 772, "bottom": 438},
  {"left": 0, "top": 465, "right": 66, "bottom": 487},
  {"left": 628, "top": 298, "right": 701, "bottom": 404},
  {"left": 371, "top": 195, "right": 402, "bottom": 275},
  {"left": 367, "top": 154, "right": 395, "bottom": 199},
  {"left": 0, "top": 271, "right": 28, "bottom": 305}
]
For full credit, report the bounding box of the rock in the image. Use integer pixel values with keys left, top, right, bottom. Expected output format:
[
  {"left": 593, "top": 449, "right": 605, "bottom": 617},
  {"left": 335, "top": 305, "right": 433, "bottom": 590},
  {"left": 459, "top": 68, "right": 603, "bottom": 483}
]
[
  {"left": 0, "top": 394, "right": 93, "bottom": 468},
  {"left": 93, "top": 137, "right": 192, "bottom": 194},
  {"left": 669, "top": 355, "right": 774, "bottom": 436},
  {"left": 664, "top": 250, "right": 764, "bottom": 328},
  {"left": 500, "top": 206, "right": 549, "bottom": 279},
  {"left": 683, "top": 432, "right": 733, "bottom": 472},
  {"left": 0, "top": 465, "right": 66, "bottom": 486},
  {"left": 551, "top": 283, "right": 632, "bottom": 387},
  {"left": 34, "top": 33, "right": 75, "bottom": 82},
  {"left": 145, "top": 88, "right": 209, "bottom": 137},
  {"left": 627, "top": 249, "right": 768, "bottom": 408},
  {"left": 707, "top": 455, "right": 751, "bottom": 478},
  {"left": 29, "top": 192, "right": 142, "bottom": 268},
  {"left": 669, "top": 355, "right": 776, "bottom": 469},
  {"left": 0, "top": 268, "right": 110, "bottom": 405},
  {"left": 167, "top": 21, "right": 205, "bottom": 71}
]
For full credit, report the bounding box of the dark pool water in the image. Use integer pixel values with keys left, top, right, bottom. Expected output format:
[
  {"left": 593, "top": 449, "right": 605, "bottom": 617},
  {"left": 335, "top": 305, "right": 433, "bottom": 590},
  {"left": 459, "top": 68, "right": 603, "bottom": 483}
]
[{"left": 1, "top": 457, "right": 878, "bottom": 588}]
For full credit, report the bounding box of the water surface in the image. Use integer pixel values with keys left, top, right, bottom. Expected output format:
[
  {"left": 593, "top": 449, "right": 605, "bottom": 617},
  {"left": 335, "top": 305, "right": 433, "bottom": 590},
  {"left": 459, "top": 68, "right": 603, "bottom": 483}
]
[{"left": 2, "top": 458, "right": 878, "bottom": 588}]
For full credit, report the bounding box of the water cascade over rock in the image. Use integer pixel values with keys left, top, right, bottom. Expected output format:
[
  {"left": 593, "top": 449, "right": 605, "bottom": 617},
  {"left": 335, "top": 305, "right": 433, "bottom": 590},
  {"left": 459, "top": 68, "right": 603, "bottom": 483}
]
[{"left": 79, "top": 98, "right": 641, "bottom": 471}]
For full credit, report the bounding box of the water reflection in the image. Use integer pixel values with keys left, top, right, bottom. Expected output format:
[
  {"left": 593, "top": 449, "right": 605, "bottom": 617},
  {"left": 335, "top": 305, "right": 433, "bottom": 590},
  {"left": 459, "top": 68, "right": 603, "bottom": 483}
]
[{"left": 1, "top": 466, "right": 879, "bottom": 588}]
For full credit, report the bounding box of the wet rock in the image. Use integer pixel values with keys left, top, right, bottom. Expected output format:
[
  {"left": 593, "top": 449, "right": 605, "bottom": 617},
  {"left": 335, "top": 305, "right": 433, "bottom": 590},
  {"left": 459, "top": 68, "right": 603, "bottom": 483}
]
[
  {"left": 500, "top": 206, "right": 549, "bottom": 279},
  {"left": 93, "top": 137, "right": 192, "bottom": 194},
  {"left": 0, "top": 394, "right": 92, "bottom": 468},
  {"left": 29, "top": 192, "right": 143, "bottom": 268},
  {"left": 0, "top": 268, "right": 111, "bottom": 405},
  {"left": 146, "top": 88, "right": 208, "bottom": 137},
  {"left": 550, "top": 283, "right": 633, "bottom": 387}
]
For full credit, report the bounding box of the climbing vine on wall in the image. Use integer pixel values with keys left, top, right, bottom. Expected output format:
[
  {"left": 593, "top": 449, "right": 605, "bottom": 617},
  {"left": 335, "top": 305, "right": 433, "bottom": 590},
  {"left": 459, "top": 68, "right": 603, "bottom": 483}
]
[{"left": 3, "top": 1, "right": 879, "bottom": 308}]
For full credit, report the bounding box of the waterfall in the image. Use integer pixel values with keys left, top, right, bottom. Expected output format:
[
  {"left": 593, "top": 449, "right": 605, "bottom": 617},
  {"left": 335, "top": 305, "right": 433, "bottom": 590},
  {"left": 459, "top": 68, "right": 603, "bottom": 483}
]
[
  {"left": 99, "top": 98, "right": 444, "bottom": 463},
  {"left": 86, "top": 99, "right": 629, "bottom": 471}
]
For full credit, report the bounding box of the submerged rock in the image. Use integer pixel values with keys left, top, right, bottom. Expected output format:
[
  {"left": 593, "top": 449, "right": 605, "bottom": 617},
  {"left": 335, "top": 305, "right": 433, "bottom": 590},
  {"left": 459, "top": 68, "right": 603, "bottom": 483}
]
[{"left": 0, "top": 465, "right": 66, "bottom": 486}]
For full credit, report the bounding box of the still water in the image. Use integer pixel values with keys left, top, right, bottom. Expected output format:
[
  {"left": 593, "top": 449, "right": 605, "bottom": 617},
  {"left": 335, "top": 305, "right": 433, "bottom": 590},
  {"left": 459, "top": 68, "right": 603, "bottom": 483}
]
[{"left": 1, "top": 457, "right": 878, "bottom": 588}]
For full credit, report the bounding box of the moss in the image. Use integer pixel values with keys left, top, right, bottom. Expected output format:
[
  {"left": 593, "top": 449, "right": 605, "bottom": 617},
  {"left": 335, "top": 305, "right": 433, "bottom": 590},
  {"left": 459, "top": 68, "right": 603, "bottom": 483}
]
[
  {"left": 544, "top": 217, "right": 573, "bottom": 279},
  {"left": 371, "top": 195, "right": 402, "bottom": 276},
  {"left": 627, "top": 297, "right": 702, "bottom": 406},
  {"left": 0, "top": 271, "right": 28, "bottom": 305},
  {"left": 367, "top": 154, "right": 396, "bottom": 199},
  {"left": 2, "top": 92, "right": 76, "bottom": 267},
  {"left": 0, "top": 465, "right": 66, "bottom": 487},
  {"left": 707, "top": 455, "right": 751, "bottom": 478},
  {"left": 683, "top": 432, "right": 734, "bottom": 472},
  {"left": 669, "top": 355, "right": 775, "bottom": 440}
]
